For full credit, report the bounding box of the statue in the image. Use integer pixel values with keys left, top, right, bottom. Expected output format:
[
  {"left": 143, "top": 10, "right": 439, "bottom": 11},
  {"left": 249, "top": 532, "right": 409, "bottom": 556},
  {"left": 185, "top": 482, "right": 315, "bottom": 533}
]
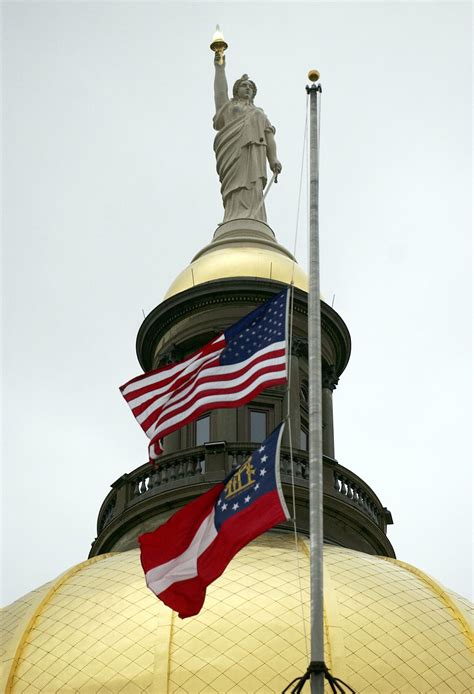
[{"left": 212, "top": 50, "right": 282, "bottom": 224}]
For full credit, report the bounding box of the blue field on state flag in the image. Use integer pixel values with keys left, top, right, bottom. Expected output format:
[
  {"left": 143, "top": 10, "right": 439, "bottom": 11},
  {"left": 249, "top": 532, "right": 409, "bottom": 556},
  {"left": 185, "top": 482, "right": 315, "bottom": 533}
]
[{"left": 214, "top": 422, "right": 287, "bottom": 530}]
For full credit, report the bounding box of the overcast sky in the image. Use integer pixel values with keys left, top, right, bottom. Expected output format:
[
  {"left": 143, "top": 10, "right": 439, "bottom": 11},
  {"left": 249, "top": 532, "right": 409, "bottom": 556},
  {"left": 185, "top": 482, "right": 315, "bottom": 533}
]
[{"left": 2, "top": 1, "right": 472, "bottom": 606}]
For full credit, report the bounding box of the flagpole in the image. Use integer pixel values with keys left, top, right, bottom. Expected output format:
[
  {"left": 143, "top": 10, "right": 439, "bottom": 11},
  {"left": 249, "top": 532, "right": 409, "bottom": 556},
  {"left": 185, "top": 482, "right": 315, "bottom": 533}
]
[{"left": 306, "top": 70, "right": 324, "bottom": 694}]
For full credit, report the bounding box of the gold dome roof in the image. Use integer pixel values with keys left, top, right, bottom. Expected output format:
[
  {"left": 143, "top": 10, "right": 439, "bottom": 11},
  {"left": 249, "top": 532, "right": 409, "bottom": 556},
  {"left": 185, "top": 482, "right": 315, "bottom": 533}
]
[
  {"left": 164, "top": 219, "right": 308, "bottom": 300},
  {"left": 165, "top": 246, "right": 308, "bottom": 299},
  {"left": 2, "top": 535, "right": 473, "bottom": 693}
]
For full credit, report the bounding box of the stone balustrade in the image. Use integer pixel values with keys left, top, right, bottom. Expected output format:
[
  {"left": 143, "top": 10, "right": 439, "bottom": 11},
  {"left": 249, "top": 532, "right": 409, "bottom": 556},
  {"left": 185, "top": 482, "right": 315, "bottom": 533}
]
[
  {"left": 96, "top": 443, "right": 390, "bottom": 540},
  {"left": 130, "top": 450, "right": 205, "bottom": 498},
  {"left": 333, "top": 470, "right": 380, "bottom": 525}
]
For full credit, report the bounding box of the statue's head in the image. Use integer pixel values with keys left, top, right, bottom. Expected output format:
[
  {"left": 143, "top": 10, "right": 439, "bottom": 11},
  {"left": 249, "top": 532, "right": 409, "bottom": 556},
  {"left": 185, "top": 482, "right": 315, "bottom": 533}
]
[{"left": 233, "top": 74, "right": 257, "bottom": 101}]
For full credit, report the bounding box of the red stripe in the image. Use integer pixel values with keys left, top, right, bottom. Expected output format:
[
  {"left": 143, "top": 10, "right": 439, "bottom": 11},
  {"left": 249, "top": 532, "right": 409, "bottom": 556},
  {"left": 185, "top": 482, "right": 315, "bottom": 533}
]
[
  {"left": 137, "top": 349, "right": 286, "bottom": 432},
  {"left": 121, "top": 340, "right": 225, "bottom": 402},
  {"left": 138, "top": 483, "right": 224, "bottom": 570},
  {"left": 124, "top": 353, "right": 220, "bottom": 405},
  {"left": 156, "top": 348, "right": 286, "bottom": 404},
  {"left": 143, "top": 365, "right": 286, "bottom": 436},
  {"left": 131, "top": 346, "right": 285, "bottom": 418},
  {"left": 130, "top": 354, "right": 222, "bottom": 420},
  {"left": 155, "top": 490, "right": 287, "bottom": 618},
  {"left": 149, "top": 374, "right": 286, "bottom": 450},
  {"left": 142, "top": 364, "right": 286, "bottom": 435},
  {"left": 150, "top": 363, "right": 286, "bottom": 432},
  {"left": 149, "top": 441, "right": 162, "bottom": 458}
]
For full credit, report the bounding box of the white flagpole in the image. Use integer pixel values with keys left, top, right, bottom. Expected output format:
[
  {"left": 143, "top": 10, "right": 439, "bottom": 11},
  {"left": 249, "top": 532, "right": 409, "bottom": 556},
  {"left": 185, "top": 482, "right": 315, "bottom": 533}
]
[{"left": 306, "top": 71, "right": 324, "bottom": 694}]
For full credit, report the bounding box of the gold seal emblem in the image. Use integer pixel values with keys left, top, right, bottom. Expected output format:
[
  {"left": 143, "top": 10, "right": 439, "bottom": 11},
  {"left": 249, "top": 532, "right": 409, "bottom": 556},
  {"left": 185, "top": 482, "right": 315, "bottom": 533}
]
[{"left": 224, "top": 458, "right": 256, "bottom": 499}]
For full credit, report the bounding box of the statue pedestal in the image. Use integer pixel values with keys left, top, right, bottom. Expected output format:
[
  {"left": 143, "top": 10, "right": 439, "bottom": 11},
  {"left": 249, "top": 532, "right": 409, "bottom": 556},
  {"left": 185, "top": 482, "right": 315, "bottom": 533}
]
[
  {"left": 192, "top": 218, "right": 296, "bottom": 262},
  {"left": 163, "top": 217, "right": 308, "bottom": 300},
  {"left": 214, "top": 218, "right": 276, "bottom": 241}
]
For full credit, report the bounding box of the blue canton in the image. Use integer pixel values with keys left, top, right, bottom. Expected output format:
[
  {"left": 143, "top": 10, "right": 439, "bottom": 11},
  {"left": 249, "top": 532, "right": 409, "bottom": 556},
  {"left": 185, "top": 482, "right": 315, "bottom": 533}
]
[
  {"left": 214, "top": 422, "right": 285, "bottom": 531},
  {"left": 220, "top": 291, "right": 287, "bottom": 366}
]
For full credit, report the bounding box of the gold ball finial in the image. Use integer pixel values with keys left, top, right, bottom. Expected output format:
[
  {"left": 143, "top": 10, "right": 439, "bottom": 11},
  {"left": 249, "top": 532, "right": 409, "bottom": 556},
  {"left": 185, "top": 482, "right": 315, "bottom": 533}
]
[{"left": 308, "top": 69, "right": 320, "bottom": 82}]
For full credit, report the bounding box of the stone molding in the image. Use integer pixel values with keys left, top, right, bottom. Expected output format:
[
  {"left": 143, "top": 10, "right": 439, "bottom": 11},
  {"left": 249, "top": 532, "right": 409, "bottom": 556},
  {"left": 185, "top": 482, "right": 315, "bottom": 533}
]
[{"left": 136, "top": 278, "right": 351, "bottom": 376}]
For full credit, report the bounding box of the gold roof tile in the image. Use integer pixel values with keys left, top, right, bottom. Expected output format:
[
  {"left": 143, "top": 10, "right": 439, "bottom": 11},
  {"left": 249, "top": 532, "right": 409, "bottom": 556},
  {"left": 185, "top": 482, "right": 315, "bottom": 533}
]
[{"left": 1, "top": 534, "right": 472, "bottom": 693}]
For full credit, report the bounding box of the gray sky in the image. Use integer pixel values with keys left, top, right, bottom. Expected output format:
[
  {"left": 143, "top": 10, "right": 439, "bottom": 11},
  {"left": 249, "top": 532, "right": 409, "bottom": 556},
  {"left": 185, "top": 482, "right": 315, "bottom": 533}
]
[{"left": 2, "top": 1, "right": 472, "bottom": 606}]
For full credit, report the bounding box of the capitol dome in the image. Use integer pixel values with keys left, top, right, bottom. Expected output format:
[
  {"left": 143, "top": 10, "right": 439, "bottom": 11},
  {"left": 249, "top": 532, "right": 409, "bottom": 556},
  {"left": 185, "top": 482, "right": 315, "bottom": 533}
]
[
  {"left": 164, "top": 218, "right": 308, "bottom": 300},
  {"left": 164, "top": 245, "right": 308, "bottom": 300},
  {"left": 2, "top": 533, "right": 472, "bottom": 693}
]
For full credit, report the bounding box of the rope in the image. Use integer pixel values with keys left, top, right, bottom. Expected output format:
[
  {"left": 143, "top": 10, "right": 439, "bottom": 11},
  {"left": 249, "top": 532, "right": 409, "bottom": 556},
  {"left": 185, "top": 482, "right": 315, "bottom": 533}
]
[
  {"left": 284, "top": 89, "right": 324, "bottom": 671},
  {"left": 285, "top": 90, "right": 312, "bottom": 662},
  {"left": 285, "top": 282, "right": 309, "bottom": 660},
  {"left": 284, "top": 288, "right": 298, "bottom": 532},
  {"left": 293, "top": 94, "right": 309, "bottom": 260},
  {"left": 282, "top": 661, "right": 356, "bottom": 694},
  {"left": 291, "top": 523, "right": 309, "bottom": 659}
]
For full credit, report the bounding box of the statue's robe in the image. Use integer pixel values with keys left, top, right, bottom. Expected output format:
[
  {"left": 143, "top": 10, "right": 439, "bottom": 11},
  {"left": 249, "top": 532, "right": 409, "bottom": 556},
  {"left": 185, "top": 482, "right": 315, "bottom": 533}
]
[{"left": 213, "top": 100, "right": 275, "bottom": 222}]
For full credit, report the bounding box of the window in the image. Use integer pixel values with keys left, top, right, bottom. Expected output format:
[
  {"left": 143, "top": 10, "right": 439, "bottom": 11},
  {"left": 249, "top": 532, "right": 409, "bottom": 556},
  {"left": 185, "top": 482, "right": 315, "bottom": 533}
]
[
  {"left": 300, "top": 382, "right": 309, "bottom": 406},
  {"left": 195, "top": 415, "right": 210, "bottom": 445},
  {"left": 250, "top": 410, "right": 267, "bottom": 443},
  {"left": 300, "top": 428, "right": 308, "bottom": 451}
]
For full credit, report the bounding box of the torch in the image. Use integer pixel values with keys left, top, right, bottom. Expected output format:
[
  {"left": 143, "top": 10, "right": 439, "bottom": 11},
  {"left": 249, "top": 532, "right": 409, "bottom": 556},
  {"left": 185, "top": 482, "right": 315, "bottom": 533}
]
[{"left": 210, "top": 25, "right": 228, "bottom": 65}]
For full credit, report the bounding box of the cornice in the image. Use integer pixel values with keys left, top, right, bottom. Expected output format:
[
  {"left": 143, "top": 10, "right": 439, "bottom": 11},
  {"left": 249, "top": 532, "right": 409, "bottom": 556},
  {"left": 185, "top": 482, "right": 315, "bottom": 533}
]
[{"left": 136, "top": 278, "right": 351, "bottom": 375}]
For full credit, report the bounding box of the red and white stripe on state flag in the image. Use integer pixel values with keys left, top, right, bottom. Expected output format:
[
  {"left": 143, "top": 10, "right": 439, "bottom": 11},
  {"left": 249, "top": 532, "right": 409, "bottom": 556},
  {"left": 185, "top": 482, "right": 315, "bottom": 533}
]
[
  {"left": 120, "top": 290, "right": 289, "bottom": 462},
  {"left": 139, "top": 422, "right": 289, "bottom": 618}
]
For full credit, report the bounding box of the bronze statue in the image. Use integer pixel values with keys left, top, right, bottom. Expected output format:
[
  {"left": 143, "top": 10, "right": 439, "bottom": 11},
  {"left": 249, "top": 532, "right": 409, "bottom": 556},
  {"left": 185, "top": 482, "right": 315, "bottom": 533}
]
[{"left": 213, "top": 52, "right": 282, "bottom": 223}]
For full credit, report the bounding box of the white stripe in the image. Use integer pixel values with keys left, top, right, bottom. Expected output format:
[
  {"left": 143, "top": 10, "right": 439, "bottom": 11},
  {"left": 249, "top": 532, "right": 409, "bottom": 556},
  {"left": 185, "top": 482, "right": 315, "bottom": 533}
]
[
  {"left": 122, "top": 352, "right": 202, "bottom": 396},
  {"left": 145, "top": 510, "right": 218, "bottom": 595},
  {"left": 122, "top": 335, "right": 225, "bottom": 397},
  {"left": 137, "top": 340, "right": 284, "bottom": 420},
  {"left": 129, "top": 348, "right": 223, "bottom": 413},
  {"left": 147, "top": 357, "right": 286, "bottom": 440},
  {"left": 142, "top": 341, "right": 286, "bottom": 433},
  {"left": 274, "top": 422, "right": 290, "bottom": 521},
  {"left": 149, "top": 363, "right": 286, "bottom": 441},
  {"left": 153, "top": 352, "right": 287, "bottom": 429},
  {"left": 126, "top": 345, "right": 224, "bottom": 405},
  {"left": 148, "top": 362, "right": 286, "bottom": 441},
  {"left": 149, "top": 442, "right": 161, "bottom": 461}
]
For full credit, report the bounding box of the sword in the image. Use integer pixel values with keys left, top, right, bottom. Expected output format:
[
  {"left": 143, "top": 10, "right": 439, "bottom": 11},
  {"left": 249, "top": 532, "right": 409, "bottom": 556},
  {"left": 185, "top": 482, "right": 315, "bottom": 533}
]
[{"left": 253, "top": 171, "right": 278, "bottom": 218}]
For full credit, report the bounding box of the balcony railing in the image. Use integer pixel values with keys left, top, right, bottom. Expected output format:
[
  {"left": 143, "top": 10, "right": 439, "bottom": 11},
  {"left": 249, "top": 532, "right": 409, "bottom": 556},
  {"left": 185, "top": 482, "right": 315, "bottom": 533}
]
[{"left": 96, "top": 443, "right": 391, "bottom": 539}]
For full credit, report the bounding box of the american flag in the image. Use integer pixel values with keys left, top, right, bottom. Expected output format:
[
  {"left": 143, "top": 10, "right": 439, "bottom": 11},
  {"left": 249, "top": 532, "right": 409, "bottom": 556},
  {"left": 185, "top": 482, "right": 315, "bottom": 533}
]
[{"left": 120, "top": 290, "right": 289, "bottom": 462}]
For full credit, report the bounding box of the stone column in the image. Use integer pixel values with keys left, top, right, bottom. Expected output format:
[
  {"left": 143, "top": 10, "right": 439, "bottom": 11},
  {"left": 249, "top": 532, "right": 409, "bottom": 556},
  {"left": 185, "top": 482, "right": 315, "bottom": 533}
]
[
  {"left": 285, "top": 337, "right": 309, "bottom": 448},
  {"left": 283, "top": 353, "right": 301, "bottom": 448},
  {"left": 322, "top": 364, "right": 339, "bottom": 459}
]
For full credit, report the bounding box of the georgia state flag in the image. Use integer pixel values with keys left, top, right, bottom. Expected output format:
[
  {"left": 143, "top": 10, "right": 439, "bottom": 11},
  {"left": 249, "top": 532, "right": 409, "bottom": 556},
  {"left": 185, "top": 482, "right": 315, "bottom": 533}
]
[{"left": 139, "top": 422, "right": 289, "bottom": 618}]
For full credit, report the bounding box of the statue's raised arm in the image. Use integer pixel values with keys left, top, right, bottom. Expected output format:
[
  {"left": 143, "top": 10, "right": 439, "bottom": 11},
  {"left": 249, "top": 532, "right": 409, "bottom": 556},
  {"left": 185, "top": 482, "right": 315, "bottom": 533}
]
[
  {"left": 212, "top": 52, "right": 282, "bottom": 224},
  {"left": 214, "top": 52, "right": 229, "bottom": 112}
]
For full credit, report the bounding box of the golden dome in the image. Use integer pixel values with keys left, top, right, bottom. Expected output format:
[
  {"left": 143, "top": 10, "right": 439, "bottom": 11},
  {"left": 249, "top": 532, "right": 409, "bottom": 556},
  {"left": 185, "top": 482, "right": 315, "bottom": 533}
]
[
  {"left": 165, "top": 246, "right": 308, "bottom": 299},
  {"left": 2, "top": 534, "right": 472, "bottom": 693},
  {"left": 164, "top": 219, "right": 308, "bottom": 300}
]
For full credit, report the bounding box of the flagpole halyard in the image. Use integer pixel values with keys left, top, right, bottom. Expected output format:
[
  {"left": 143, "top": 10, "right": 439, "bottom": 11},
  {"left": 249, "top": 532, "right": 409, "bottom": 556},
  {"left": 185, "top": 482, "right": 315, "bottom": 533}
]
[{"left": 306, "top": 72, "right": 324, "bottom": 694}]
